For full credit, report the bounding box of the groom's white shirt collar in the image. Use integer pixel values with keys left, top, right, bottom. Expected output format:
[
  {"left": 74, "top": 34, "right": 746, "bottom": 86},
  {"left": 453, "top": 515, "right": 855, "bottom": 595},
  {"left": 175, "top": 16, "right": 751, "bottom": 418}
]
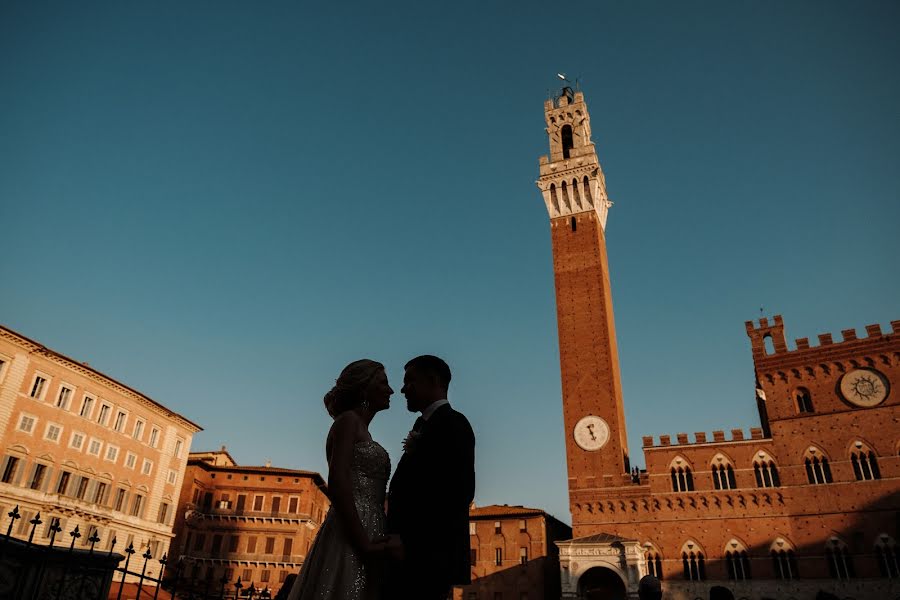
[{"left": 421, "top": 398, "right": 449, "bottom": 421}]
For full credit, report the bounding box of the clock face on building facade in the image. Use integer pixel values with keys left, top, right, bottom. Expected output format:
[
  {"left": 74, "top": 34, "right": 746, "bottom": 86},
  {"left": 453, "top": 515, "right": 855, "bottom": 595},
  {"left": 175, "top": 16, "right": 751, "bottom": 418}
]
[
  {"left": 573, "top": 415, "right": 610, "bottom": 451},
  {"left": 839, "top": 368, "right": 889, "bottom": 407}
]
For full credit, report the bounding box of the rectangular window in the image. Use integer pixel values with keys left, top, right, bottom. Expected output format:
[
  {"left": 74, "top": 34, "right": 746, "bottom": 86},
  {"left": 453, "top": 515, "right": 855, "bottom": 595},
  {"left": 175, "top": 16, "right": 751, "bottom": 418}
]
[
  {"left": 520, "top": 546, "right": 528, "bottom": 564},
  {"left": 253, "top": 495, "right": 264, "bottom": 511},
  {"left": 272, "top": 496, "right": 282, "bottom": 513},
  {"left": 167, "top": 469, "right": 177, "bottom": 485},
  {"left": 265, "top": 537, "right": 275, "bottom": 554},
  {"left": 288, "top": 497, "right": 299, "bottom": 513},
  {"left": 210, "top": 533, "right": 222, "bottom": 553},
  {"left": 236, "top": 494, "right": 246, "bottom": 512},
  {"left": 149, "top": 427, "right": 160, "bottom": 448},
  {"left": 229, "top": 535, "right": 239, "bottom": 552},
  {"left": 69, "top": 431, "right": 85, "bottom": 450},
  {"left": 158, "top": 502, "right": 170, "bottom": 525},
  {"left": 495, "top": 547, "right": 502, "bottom": 566},
  {"left": 56, "top": 386, "right": 73, "bottom": 409},
  {"left": 114, "top": 411, "right": 127, "bottom": 432},
  {"left": 17, "top": 414, "right": 36, "bottom": 434},
  {"left": 87, "top": 438, "right": 102, "bottom": 456},
  {"left": 83, "top": 524, "right": 99, "bottom": 546},
  {"left": 44, "top": 423, "right": 62, "bottom": 443},
  {"left": 56, "top": 471, "right": 71, "bottom": 495},
  {"left": 125, "top": 452, "right": 137, "bottom": 469},
  {"left": 280, "top": 570, "right": 288, "bottom": 582},
  {"left": 1, "top": 457, "right": 19, "bottom": 484},
  {"left": 242, "top": 569, "right": 252, "bottom": 582},
  {"left": 94, "top": 482, "right": 108, "bottom": 505},
  {"left": 283, "top": 538, "right": 293, "bottom": 558},
  {"left": 247, "top": 536, "right": 257, "bottom": 553},
  {"left": 29, "top": 464, "right": 47, "bottom": 490},
  {"left": 30, "top": 375, "right": 47, "bottom": 399},
  {"left": 105, "top": 446, "right": 119, "bottom": 462},
  {"left": 261, "top": 569, "right": 271, "bottom": 582},
  {"left": 79, "top": 396, "right": 94, "bottom": 418},
  {"left": 469, "top": 522, "right": 476, "bottom": 535},
  {"left": 130, "top": 494, "right": 144, "bottom": 517},
  {"left": 174, "top": 438, "right": 184, "bottom": 458},
  {"left": 97, "top": 404, "right": 111, "bottom": 426},
  {"left": 193, "top": 533, "right": 206, "bottom": 551},
  {"left": 470, "top": 548, "right": 477, "bottom": 566},
  {"left": 114, "top": 488, "right": 127, "bottom": 511},
  {"left": 519, "top": 519, "right": 527, "bottom": 532},
  {"left": 75, "top": 477, "right": 89, "bottom": 500},
  {"left": 133, "top": 419, "right": 144, "bottom": 441},
  {"left": 142, "top": 459, "right": 153, "bottom": 475},
  {"left": 149, "top": 540, "right": 160, "bottom": 558},
  {"left": 494, "top": 521, "right": 501, "bottom": 534}
]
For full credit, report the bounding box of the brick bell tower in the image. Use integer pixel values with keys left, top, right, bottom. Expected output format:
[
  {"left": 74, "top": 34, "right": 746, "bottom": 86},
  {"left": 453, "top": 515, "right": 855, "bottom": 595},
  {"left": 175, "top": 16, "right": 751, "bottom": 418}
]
[{"left": 537, "top": 87, "right": 629, "bottom": 497}]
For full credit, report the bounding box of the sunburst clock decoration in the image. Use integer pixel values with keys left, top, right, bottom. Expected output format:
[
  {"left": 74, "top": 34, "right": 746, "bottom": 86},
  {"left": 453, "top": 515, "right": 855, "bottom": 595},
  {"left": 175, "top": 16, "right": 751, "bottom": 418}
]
[{"left": 839, "top": 368, "right": 889, "bottom": 407}]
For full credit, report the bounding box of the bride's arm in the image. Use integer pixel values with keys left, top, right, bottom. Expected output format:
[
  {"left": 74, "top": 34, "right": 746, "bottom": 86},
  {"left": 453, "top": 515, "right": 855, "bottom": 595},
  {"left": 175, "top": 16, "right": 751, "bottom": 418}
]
[{"left": 326, "top": 413, "right": 374, "bottom": 556}]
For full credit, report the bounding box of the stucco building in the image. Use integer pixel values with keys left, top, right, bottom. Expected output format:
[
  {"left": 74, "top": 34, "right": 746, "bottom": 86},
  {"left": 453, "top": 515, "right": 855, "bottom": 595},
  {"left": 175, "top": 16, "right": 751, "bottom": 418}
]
[
  {"left": 536, "top": 87, "right": 900, "bottom": 599},
  {"left": 0, "top": 324, "right": 201, "bottom": 578},
  {"left": 455, "top": 504, "right": 571, "bottom": 600},
  {"left": 170, "top": 448, "right": 330, "bottom": 596}
]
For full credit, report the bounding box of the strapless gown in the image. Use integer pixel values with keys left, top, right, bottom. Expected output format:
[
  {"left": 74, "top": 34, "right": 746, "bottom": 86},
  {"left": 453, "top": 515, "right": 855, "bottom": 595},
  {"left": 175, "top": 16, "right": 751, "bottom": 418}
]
[{"left": 288, "top": 440, "right": 390, "bottom": 600}]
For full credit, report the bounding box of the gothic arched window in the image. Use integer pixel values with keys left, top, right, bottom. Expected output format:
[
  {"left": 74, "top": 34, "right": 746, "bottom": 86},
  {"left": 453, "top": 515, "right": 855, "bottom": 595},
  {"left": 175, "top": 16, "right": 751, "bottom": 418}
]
[
  {"left": 670, "top": 463, "right": 694, "bottom": 492},
  {"left": 770, "top": 538, "right": 798, "bottom": 580},
  {"left": 804, "top": 449, "right": 832, "bottom": 484},
  {"left": 753, "top": 453, "right": 780, "bottom": 488},
  {"left": 561, "top": 125, "right": 574, "bottom": 159},
  {"left": 825, "top": 538, "right": 855, "bottom": 580},
  {"left": 875, "top": 535, "right": 900, "bottom": 578},
  {"left": 549, "top": 184, "right": 559, "bottom": 214},
  {"left": 850, "top": 443, "right": 881, "bottom": 481},
  {"left": 644, "top": 543, "right": 663, "bottom": 580},
  {"left": 712, "top": 463, "right": 736, "bottom": 490},
  {"left": 725, "top": 540, "right": 751, "bottom": 581},
  {"left": 681, "top": 542, "right": 705, "bottom": 581}
]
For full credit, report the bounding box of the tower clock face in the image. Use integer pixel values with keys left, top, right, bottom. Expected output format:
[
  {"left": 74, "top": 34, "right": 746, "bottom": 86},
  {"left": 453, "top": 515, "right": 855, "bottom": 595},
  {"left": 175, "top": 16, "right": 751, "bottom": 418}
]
[
  {"left": 573, "top": 415, "right": 610, "bottom": 451},
  {"left": 839, "top": 368, "right": 889, "bottom": 407}
]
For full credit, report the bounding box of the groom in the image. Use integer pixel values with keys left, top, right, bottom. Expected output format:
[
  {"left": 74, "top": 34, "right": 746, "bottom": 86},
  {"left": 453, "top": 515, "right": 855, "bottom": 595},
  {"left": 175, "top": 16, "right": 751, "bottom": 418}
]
[{"left": 384, "top": 355, "right": 476, "bottom": 600}]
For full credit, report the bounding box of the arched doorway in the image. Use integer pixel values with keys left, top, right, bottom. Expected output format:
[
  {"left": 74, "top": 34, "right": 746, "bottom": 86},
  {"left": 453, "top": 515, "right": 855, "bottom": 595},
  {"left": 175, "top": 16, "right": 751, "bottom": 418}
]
[{"left": 578, "top": 567, "right": 626, "bottom": 600}]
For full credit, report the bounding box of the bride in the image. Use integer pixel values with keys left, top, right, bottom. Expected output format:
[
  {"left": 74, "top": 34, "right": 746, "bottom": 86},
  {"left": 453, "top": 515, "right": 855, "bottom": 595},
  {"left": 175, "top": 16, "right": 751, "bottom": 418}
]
[{"left": 287, "top": 359, "right": 395, "bottom": 600}]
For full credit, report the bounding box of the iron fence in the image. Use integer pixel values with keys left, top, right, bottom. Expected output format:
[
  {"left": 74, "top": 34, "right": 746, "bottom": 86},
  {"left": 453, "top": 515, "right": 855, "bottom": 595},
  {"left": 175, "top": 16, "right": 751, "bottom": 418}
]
[{"left": 0, "top": 505, "right": 278, "bottom": 599}]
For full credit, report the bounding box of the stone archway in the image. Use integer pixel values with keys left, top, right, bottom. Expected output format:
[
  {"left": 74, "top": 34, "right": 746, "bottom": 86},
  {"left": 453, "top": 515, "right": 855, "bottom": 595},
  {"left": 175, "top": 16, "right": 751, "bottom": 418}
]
[{"left": 578, "top": 567, "right": 626, "bottom": 600}]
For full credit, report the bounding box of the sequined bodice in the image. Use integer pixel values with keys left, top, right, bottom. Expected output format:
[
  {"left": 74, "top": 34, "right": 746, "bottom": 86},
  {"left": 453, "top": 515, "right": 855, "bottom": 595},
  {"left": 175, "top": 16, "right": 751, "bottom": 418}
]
[
  {"left": 351, "top": 440, "right": 390, "bottom": 507},
  {"left": 288, "top": 439, "right": 390, "bottom": 600}
]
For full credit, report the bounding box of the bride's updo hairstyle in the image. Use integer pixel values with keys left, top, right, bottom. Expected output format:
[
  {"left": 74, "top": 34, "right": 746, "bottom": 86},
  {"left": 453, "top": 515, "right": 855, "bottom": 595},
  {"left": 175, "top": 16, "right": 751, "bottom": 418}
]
[{"left": 323, "top": 359, "right": 385, "bottom": 418}]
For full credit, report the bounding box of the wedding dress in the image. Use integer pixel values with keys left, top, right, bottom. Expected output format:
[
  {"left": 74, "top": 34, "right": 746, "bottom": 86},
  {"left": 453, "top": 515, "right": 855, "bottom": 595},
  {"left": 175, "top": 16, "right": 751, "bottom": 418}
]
[{"left": 287, "top": 440, "right": 391, "bottom": 600}]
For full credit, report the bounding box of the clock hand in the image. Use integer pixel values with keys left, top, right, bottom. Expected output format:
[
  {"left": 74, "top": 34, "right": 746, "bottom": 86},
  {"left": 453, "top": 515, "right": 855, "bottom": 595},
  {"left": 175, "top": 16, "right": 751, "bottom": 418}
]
[{"left": 587, "top": 424, "right": 596, "bottom": 440}]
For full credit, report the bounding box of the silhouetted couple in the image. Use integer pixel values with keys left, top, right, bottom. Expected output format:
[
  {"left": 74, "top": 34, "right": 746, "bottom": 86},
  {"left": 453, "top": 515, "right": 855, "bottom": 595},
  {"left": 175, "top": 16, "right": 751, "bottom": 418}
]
[{"left": 286, "top": 356, "right": 476, "bottom": 600}]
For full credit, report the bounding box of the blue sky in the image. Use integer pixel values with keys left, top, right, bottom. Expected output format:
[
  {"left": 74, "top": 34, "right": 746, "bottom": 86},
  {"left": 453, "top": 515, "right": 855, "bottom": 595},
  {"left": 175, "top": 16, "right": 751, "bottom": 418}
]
[{"left": 1, "top": 1, "right": 898, "bottom": 523}]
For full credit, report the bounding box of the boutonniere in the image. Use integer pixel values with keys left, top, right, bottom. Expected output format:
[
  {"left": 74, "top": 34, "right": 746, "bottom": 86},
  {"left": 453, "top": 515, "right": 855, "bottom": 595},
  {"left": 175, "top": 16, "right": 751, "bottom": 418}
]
[{"left": 402, "top": 430, "right": 423, "bottom": 454}]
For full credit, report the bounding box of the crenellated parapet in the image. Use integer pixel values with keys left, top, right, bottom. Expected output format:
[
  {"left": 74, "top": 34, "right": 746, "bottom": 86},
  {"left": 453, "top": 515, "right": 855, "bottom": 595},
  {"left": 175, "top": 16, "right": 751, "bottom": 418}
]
[
  {"left": 642, "top": 428, "right": 766, "bottom": 448},
  {"left": 745, "top": 315, "right": 900, "bottom": 375}
]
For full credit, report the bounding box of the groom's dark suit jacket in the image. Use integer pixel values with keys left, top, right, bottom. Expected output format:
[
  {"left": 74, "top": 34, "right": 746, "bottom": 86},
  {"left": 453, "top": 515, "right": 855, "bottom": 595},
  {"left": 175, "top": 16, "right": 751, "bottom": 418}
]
[{"left": 387, "top": 403, "right": 476, "bottom": 588}]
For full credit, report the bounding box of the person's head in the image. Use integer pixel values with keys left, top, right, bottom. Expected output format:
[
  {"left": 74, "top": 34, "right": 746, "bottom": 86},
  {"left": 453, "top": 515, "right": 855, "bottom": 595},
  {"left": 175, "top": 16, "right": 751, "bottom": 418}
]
[
  {"left": 709, "top": 586, "right": 734, "bottom": 600},
  {"left": 401, "top": 355, "right": 451, "bottom": 413},
  {"left": 637, "top": 575, "right": 661, "bottom": 600},
  {"left": 323, "top": 359, "right": 392, "bottom": 418}
]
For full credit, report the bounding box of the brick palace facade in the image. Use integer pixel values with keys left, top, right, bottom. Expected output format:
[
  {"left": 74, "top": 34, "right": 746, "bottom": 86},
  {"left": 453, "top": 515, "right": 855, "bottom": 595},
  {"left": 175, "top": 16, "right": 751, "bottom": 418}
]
[
  {"left": 170, "top": 448, "right": 330, "bottom": 597},
  {"left": 455, "top": 504, "right": 572, "bottom": 600},
  {"left": 536, "top": 88, "right": 900, "bottom": 599}
]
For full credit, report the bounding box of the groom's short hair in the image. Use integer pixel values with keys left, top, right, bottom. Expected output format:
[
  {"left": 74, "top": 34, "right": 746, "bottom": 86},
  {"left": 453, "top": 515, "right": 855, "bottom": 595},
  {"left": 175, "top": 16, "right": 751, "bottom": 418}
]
[{"left": 405, "top": 355, "right": 451, "bottom": 388}]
